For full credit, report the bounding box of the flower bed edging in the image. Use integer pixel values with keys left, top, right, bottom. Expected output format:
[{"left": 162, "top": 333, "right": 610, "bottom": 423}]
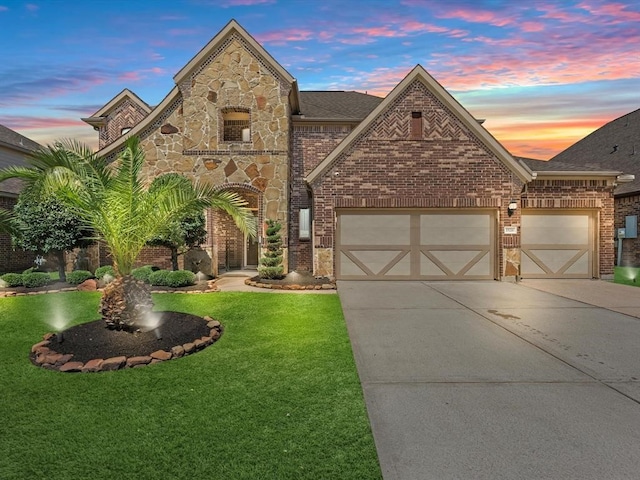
[{"left": 30, "top": 317, "right": 223, "bottom": 373}]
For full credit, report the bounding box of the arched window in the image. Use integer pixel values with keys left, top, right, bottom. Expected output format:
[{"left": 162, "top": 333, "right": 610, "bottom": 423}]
[
  {"left": 222, "top": 108, "right": 250, "bottom": 142},
  {"left": 121, "top": 127, "right": 132, "bottom": 135}
]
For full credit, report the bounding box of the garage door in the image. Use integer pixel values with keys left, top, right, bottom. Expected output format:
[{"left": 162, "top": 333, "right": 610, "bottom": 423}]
[
  {"left": 521, "top": 211, "right": 595, "bottom": 278},
  {"left": 336, "top": 210, "right": 495, "bottom": 280}
]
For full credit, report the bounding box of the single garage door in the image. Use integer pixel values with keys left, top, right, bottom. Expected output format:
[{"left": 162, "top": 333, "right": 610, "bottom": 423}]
[
  {"left": 521, "top": 211, "right": 596, "bottom": 278},
  {"left": 336, "top": 210, "right": 496, "bottom": 280}
]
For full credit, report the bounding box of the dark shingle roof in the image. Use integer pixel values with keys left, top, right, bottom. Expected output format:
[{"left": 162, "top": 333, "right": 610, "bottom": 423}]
[
  {"left": 0, "top": 124, "right": 41, "bottom": 152},
  {"left": 298, "top": 91, "right": 383, "bottom": 120},
  {"left": 549, "top": 108, "right": 640, "bottom": 196},
  {"left": 517, "top": 157, "right": 617, "bottom": 173}
]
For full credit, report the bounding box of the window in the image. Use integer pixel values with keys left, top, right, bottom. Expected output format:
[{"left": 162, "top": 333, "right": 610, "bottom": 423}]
[
  {"left": 299, "top": 208, "right": 311, "bottom": 240},
  {"left": 121, "top": 127, "right": 132, "bottom": 135},
  {"left": 222, "top": 108, "right": 250, "bottom": 142}
]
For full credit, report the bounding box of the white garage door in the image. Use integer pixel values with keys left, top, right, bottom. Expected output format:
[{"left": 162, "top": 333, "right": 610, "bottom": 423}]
[
  {"left": 521, "top": 211, "right": 595, "bottom": 278},
  {"left": 336, "top": 210, "right": 495, "bottom": 280}
]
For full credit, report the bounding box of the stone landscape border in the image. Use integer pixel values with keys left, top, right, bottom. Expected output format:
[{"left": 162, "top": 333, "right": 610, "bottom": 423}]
[
  {"left": 30, "top": 317, "right": 223, "bottom": 373},
  {"left": 244, "top": 278, "right": 336, "bottom": 290}
]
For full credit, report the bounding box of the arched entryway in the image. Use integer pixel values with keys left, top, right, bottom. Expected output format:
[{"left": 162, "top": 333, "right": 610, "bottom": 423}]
[{"left": 211, "top": 184, "right": 262, "bottom": 274}]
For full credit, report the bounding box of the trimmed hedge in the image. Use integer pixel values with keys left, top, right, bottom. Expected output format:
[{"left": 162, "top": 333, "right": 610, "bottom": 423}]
[
  {"left": 95, "top": 265, "right": 115, "bottom": 280},
  {"left": 149, "top": 269, "right": 172, "bottom": 286},
  {"left": 1, "top": 273, "right": 23, "bottom": 287},
  {"left": 22, "top": 272, "right": 50, "bottom": 288},
  {"left": 66, "top": 270, "right": 94, "bottom": 285},
  {"left": 131, "top": 265, "right": 155, "bottom": 283},
  {"left": 148, "top": 269, "right": 196, "bottom": 287},
  {"left": 167, "top": 270, "right": 196, "bottom": 288}
]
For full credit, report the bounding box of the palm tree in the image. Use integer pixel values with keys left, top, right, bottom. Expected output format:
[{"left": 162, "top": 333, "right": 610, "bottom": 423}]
[
  {"left": 0, "top": 208, "right": 16, "bottom": 236},
  {"left": 0, "top": 136, "right": 255, "bottom": 331}
]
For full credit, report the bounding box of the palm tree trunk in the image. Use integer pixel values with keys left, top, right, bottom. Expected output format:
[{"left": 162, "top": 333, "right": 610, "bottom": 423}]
[{"left": 100, "top": 275, "right": 153, "bottom": 331}]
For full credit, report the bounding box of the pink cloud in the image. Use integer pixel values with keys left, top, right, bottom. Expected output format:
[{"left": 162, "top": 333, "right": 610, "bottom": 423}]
[
  {"left": 1, "top": 116, "right": 86, "bottom": 130},
  {"left": 254, "top": 28, "right": 315, "bottom": 45},
  {"left": 434, "top": 6, "right": 516, "bottom": 27},
  {"left": 521, "top": 21, "right": 545, "bottom": 32},
  {"left": 0, "top": 6, "right": 8, "bottom": 12},
  {"left": 578, "top": 1, "right": 640, "bottom": 22},
  {"left": 118, "top": 68, "right": 167, "bottom": 83}
]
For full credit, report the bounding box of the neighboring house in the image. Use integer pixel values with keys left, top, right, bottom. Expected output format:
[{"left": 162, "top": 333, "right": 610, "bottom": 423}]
[
  {"left": 547, "top": 108, "right": 640, "bottom": 266},
  {"left": 81, "top": 19, "right": 629, "bottom": 280},
  {"left": 0, "top": 124, "right": 42, "bottom": 272}
]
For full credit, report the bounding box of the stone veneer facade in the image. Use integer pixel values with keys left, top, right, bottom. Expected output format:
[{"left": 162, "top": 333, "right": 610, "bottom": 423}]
[{"left": 102, "top": 34, "right": 292, "bottom": 276}]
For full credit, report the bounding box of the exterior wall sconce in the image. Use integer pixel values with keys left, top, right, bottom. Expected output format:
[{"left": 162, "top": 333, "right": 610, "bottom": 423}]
[{"left": 507, "top": 200, "right": 518, "bottom": 217}]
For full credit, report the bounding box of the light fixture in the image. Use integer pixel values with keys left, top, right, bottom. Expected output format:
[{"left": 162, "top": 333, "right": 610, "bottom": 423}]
[{"left": 507, "top": 200, "right": 517, "bottom": 217}]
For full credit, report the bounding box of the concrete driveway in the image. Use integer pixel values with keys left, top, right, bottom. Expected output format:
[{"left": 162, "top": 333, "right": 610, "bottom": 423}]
[{"left": 338, "top": 280, "right": 640, "bottom": 480}]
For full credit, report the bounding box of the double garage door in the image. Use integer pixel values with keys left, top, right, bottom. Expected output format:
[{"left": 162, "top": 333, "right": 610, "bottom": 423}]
[
  {"left": 337, "top": 210, "right": 496, "bottom": 280},
  {"left": 336, "top": 209, "right": 596, "bottom": 280}
]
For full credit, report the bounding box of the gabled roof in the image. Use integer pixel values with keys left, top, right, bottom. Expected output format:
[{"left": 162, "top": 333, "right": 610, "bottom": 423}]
[
  {"left": 306, "top": 65, "right": 533, "bottom": 184},
  {"left": 0, "top": 124, "right": 41, "bottom": 153},
  {"left": 174, "top": 19, "right": 300, "bottom": 113},
  {"left": 82, "top": 88, "right": 151, "bottom": 128},
  {"left": 549, "top": 108, "right": 640, "bottom": 196},
  {"left": 0, "top": 124, "right": 42, "bottom": 196},
  {"left": 296, "top": 91, "right": 383, "bottom": 122},
  {"left": 97, "top": 20, "right": 301, "bottom": 158}
]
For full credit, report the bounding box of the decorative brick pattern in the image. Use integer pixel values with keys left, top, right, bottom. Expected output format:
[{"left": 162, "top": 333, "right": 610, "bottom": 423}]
[{"left": 98, "top": 98, "right": 149, "bottom": 149}]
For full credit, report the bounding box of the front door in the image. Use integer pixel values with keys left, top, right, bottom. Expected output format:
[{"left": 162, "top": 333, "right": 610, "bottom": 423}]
[{"left": 245, "top": 230, "right": 259, "bottom": 267}]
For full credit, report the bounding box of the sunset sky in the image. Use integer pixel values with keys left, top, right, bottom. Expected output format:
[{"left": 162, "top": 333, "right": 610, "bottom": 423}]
[{"left": 1, "top": 0, "right": 639, "bottom": 159}]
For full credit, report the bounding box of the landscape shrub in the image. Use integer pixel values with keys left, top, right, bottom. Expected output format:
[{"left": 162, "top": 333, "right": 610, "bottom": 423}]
[
  {"left": 95, "top": 265, "right": 115, "bottom": 280},
  {"left": 131, "top": 265, "right": 155, "bottom": 283},
  {"left": 166, "top": 270, "right": 196, "bottom": 288},
  {"left": 1, "top": 273, "right": 23, "bottom": 287},
  {"left": 66, "top": 270, "right": 94, "bottom": 285},
  {"left": 149, "top": 269, "right": 171, "bottom": 286},
  {"left": 22, "top": 272, "right": 50, "bottom": 288}
]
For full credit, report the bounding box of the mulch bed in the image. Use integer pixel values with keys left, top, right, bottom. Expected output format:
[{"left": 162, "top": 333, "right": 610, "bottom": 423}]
[
  {"left": 245, "top": 271, "right": 336, "bottom": 290},
  {"left": 46, "top": 312, "right": 211, "bottom": 363}
]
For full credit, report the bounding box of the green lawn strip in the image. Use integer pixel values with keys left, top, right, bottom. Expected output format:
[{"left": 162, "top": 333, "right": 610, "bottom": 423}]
[
  {"left": 613, "top": 266, "right": 640, "bottom": 287},
  {"left": 0, "top": 292, "right": 381, "bottom": 480}
]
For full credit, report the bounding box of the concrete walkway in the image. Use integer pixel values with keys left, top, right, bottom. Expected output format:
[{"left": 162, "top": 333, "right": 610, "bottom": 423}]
[{"left": 338, "top": 280, "right": 640, "bottom": 480}]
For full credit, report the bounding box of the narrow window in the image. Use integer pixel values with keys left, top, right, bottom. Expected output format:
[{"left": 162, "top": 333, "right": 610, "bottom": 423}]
[
  {"left": 222, "top": 109, "right": 250, "bottom": 142},
  {"left": 410, "top": 112, "right": 422, "bottom": 139},
  {"left": 121, "top": 127, "right": 132, "bottom": 135},
  {"left": 299, "top": 208, "right": 311, "bottom": 240}
]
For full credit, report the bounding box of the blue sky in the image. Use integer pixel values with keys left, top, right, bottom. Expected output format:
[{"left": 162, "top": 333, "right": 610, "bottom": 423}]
[{"left": 1, "top": 0, "right": 639, "bottom": 158}]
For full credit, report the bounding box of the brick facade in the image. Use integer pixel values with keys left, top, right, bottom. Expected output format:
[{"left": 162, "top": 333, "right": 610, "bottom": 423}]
[
  {"left": 615, "top": 194, "right": 640, "bottom": 266},
  {"left": 309, "top": 80, "right": 524, "bottom": 278},
  {"left": 289, "top": 124, "right": 352, "bottom": 271}
]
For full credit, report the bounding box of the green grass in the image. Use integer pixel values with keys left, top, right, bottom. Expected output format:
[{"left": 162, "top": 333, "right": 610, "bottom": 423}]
[
  {"left": 614, "top": 266, "right": 640, "bottom": 287},
  {"left": 0, "top": 292, "right": 381, "bottom": 480}
]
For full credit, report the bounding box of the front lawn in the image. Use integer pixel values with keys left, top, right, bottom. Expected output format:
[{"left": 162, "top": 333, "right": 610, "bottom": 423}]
[{"left": 0, "top": 292, "right": 381, "bottom": 480}]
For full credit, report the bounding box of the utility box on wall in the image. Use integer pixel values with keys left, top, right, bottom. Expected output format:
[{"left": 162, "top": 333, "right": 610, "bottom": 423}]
[{"left": 625, "top": 215, "right": 638, "bottom": 239}]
